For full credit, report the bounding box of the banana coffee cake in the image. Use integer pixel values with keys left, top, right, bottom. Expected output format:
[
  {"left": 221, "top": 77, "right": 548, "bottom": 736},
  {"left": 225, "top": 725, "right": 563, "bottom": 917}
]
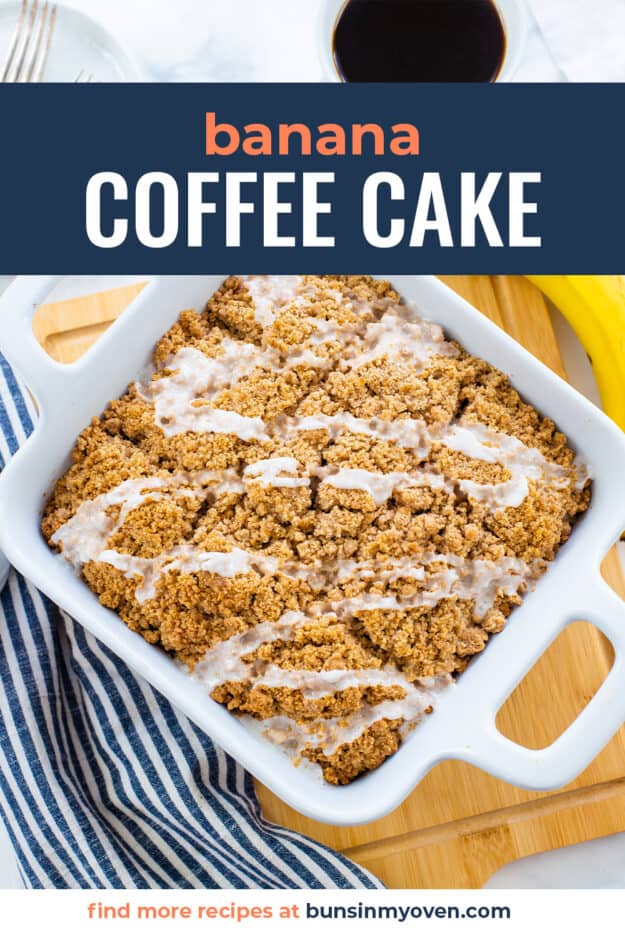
[{"left": 42, "top": 276, "right": 590, "bottom": 784}]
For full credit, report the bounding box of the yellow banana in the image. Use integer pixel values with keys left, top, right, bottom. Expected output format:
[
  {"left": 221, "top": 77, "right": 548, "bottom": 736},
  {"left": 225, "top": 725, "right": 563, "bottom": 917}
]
[{"left": 526, "top": 276, "right": 625, "bottom": 432}]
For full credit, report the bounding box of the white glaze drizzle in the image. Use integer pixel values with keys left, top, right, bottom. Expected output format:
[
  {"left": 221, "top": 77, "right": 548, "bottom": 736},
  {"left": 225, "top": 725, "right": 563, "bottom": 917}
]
[
  {"left": 328, "top": 552, "right": 532, "bottom": 619},
  {"left": 316, "top": 465, "right": 447, "bottom": 505},
  {"left": 136, "top": 342, "right": 306, "bottom": 442},
  {"left": 244, "top": 457, "right": 308, "bottom": 489},
  {"left": 241, "top": 275, "right": 308, "bottom": 326},
  {"left": 52, "top": 476, "right": 535, "bottom": 612},
  {"left": 50, "top": 476, "right": 194, "bottom": 569},
  {"left": 274, "top": 413, "right": 578, "bottom": 508},
  {"left": 236, "top": 441, "right": 574, "bottom": 510},
  {"left": 132, "top": 273, "right": 587, "bottom": 509},
  {"left": 275, "top": 411, "right": 430, "bottom": 459},
  {"left": 98, "top": 545, "right": 262, "bottom": 603},
  {"left": 194, "top": 611, "right": 416, "bottom": 696},
  {"left": 348, "top": 314, "right": 454, "bottom": 370},
  {"left": 244, "top": 457, "right": 449, "bottom": 505},
  {"left": 437, "top": 423, "right": 571, "bottom": 508},
  {"left": 140, "top": 287, "right": 459, "bottom": 441},
  {"left": 249, "top": 675, "right": 451, "bottom": 758},
  {"left": 191, "top": 611, "right": 452, "bottom": 758},
  {"left": 136, "top": 358, "right": 584, "bottom": 506}
]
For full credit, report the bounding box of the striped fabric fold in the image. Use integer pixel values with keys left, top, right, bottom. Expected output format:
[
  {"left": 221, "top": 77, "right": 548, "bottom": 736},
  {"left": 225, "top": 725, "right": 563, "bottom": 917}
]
[{"left": 0, "top": 350, "right": 383, "bottom": 889}]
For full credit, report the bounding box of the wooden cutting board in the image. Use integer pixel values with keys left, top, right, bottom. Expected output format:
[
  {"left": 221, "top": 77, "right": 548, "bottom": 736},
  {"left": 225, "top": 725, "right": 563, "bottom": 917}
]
[{"left": 35, "top": 276, "right": 625, "bottom": 889}]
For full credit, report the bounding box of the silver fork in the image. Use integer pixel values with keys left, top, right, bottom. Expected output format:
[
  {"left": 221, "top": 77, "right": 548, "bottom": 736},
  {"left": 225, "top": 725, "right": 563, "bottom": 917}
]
[
  {"left": 74, "top": 68, "right": 93, "bottom": 83},
  {"left": 1, "top": 0, "right": 57, "bottom": 83}
]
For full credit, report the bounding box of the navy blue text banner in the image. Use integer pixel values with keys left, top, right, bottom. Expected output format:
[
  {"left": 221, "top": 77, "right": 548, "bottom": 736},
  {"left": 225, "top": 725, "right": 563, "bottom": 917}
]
[{"left": 0, "top": 82, "right": 623, "bottom": 273}]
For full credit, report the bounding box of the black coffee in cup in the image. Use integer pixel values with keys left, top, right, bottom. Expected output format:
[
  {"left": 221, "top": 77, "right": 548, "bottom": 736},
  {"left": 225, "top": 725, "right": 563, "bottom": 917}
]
[{"left": 333, "top": 0, "right": 506, "bottom": 82}]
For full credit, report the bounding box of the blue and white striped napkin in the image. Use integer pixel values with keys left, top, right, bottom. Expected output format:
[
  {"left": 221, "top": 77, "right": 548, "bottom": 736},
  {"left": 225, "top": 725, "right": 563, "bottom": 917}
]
[{"left": 0, "top": 352, "right": 383, "bottom": 889}]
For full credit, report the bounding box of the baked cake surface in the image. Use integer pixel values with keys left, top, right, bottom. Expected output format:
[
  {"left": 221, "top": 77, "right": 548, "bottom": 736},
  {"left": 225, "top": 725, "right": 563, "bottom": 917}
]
[{"left": 42, "top": 276, "right": 590, "bottom": 784}]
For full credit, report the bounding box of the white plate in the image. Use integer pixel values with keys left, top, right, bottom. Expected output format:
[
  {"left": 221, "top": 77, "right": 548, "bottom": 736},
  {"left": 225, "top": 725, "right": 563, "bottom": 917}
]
[{"left": 0, "top": 1, "right": 144, "bottom": 81}]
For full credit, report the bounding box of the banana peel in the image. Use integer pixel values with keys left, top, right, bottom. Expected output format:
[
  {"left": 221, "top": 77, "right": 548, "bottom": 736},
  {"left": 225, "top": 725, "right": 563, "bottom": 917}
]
[{"left": 526, "top": 276, "right": 625, "bottom": 433}]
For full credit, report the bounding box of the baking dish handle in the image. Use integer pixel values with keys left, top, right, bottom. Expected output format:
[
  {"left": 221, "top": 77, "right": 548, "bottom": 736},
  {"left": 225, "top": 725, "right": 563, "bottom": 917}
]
[
  {"left": 457, "top": 574, "right": 625, "bottom": 790},
  {"left": 0, "top": 276, "right": 65, "bottom": 405}
]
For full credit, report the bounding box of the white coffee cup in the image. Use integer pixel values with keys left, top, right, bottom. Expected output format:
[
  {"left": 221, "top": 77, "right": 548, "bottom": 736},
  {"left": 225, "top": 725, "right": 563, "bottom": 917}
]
[{"left": 318, "top": 0, "right": 529, "bottom": 83}]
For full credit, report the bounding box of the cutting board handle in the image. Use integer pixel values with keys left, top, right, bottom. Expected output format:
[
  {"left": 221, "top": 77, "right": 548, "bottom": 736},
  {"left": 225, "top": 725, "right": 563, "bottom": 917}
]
[{"left": 459, "top": 573, "right": 625, "bottom": 790}]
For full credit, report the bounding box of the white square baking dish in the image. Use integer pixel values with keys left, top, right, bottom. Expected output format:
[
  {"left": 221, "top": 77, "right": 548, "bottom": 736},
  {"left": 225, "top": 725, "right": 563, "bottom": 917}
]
[{"left": 1, "top": 274, "right": 625, "bottom": 827}]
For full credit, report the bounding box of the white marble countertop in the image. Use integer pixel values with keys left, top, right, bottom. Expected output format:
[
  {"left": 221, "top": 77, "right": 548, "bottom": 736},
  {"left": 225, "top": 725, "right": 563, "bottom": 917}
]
[
  {"left": 486, "top": 830, "right": 625, "bottom": 888},
  {"left": 47, "top": 0, "right": 625, "bottom": 83},
  {"left": 37, "top": 0, "right": 565, "bottom": 83}
]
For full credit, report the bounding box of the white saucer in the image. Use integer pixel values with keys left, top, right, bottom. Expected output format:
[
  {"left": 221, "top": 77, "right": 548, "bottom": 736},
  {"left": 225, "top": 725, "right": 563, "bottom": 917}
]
[{"left": 0, "top": 1, "right": 144, "bottom": 81}]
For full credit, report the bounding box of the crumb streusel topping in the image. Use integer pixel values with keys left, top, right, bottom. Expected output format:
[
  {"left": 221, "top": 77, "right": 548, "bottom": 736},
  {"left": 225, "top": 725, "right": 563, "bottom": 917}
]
[{"left": 42, "top": 276, "right": 590, "bottom": 784}]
